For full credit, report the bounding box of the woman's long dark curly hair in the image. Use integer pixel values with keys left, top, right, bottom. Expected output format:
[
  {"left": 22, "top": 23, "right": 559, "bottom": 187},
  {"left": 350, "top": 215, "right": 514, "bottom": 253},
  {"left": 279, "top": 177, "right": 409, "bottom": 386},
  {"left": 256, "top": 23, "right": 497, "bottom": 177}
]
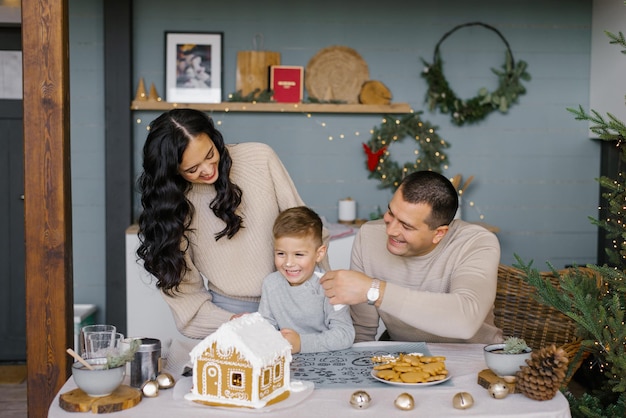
[{"left": 136, "top": 109, "right": 243, "bottom": 294}]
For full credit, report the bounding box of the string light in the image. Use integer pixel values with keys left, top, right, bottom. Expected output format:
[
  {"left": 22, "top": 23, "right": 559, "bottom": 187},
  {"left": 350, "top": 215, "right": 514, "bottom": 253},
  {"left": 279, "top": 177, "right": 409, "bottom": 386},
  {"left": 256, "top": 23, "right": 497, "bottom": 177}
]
[{"left": 133, "top": 107, "right": 489, "bottom": 220}]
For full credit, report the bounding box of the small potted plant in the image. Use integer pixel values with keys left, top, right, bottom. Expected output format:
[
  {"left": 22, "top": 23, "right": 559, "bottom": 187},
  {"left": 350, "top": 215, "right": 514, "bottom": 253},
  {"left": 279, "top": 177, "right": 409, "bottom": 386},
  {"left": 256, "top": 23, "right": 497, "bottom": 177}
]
[{"left": 484, "top": 337, "right": 532, "bottom": 378}]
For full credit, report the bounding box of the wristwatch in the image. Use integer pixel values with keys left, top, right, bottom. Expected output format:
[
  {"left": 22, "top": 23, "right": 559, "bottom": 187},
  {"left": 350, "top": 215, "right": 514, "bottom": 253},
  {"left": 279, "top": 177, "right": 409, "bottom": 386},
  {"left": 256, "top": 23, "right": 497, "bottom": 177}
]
[{"left": 367, "top": 279, "right": 380, "bottom": 305}]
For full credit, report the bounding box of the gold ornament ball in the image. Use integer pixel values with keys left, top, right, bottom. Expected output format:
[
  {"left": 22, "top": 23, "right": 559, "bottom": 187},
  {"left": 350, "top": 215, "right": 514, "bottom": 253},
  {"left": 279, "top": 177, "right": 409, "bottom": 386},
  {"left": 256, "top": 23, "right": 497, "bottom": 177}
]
[
  {"left": 141, "top": 380, "right": 160, "bottom": 397},
  {"left": 350, "top": 390, "right": 371, "bottom": 409},
  {"left": 452, "top": 392, "right": 474, "bottom": 409},
  {"left": 156, "top": 372, "right": 176, "bottom": 389},
  {"left": 488, "top": 381, "right": 510, "bottom": 399},
  {"left": 394, "top": 393, "right": 415, "bottom": 410}
]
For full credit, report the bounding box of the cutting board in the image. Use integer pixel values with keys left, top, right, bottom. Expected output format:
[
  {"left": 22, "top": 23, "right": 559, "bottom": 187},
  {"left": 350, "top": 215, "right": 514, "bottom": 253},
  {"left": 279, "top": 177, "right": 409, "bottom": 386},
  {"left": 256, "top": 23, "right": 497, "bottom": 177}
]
[
  {"left": 59, "top": 385, "right": 141, "bottom": 414},
  {"left": 236, "top": 51, "right": 281, "bottom": 96}
]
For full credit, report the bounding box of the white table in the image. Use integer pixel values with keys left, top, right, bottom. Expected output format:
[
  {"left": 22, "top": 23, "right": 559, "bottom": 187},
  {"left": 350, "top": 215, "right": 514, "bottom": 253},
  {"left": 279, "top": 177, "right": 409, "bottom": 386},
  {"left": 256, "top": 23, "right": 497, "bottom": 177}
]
[{"left": 48, "top": 342, "right": 571, "bottom": 417}]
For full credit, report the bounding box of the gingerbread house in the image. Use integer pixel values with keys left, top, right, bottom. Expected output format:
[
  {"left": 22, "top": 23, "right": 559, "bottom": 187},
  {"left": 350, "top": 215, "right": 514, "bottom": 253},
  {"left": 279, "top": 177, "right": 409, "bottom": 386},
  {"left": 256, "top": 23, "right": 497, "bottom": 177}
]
[{"left": 184, "top": 312, "right": 293, "bottom": 408}]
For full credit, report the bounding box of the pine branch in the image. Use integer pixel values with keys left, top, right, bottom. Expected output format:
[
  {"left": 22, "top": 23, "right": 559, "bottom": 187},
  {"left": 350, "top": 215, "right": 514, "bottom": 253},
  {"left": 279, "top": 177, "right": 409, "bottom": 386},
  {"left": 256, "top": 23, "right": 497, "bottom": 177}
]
[{"left": 605, "top": 30, "right": 626, "bottom": 53}]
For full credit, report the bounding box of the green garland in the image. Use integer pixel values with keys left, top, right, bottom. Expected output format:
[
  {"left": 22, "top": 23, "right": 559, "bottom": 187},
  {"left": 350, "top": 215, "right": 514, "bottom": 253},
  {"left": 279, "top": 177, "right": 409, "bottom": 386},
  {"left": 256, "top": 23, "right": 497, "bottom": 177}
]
[
  {"left": 363, "top": 112, "right": 450, "bottom": 191},
  {"left": 421, "top": 22, "right": 531, "bottom": 126}
]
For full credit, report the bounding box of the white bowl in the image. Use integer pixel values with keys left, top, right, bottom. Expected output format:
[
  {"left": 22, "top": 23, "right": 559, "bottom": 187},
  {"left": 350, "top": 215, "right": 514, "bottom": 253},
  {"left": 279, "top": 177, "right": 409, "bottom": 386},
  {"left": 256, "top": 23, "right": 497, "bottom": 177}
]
[
  {"left": 72, "top": 358, "right": 125, "bottom": 397},
  {"left": 484, "top": 343, "right": 532, "bottom": 377}
]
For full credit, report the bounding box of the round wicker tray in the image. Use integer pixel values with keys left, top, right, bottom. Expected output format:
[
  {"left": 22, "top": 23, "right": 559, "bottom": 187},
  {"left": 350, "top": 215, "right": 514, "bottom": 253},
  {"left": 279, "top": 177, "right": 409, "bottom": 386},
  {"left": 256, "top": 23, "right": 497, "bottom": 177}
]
[{"left": 305, "top": 46, "right": 369, "bottom": 104}]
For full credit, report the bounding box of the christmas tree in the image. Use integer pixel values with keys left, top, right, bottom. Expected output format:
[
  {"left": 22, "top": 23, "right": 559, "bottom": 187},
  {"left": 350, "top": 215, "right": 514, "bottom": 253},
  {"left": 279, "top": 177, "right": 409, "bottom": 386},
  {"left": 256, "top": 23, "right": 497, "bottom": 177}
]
[{"left": 515, "top": 30, "right": 626, "bottom": 417}]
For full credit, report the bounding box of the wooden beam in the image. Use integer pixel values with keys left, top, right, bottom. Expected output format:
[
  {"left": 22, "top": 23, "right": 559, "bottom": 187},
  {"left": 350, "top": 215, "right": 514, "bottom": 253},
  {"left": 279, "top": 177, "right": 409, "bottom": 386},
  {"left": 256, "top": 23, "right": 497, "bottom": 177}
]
[{"left": 21, "top": 1, "right": 73, "bottom": 417}]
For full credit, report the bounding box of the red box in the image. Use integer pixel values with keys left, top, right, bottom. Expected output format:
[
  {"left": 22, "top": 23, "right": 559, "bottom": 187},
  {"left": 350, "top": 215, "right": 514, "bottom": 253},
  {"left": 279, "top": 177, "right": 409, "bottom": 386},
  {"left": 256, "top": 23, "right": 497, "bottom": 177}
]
[{"left": 270, "top": 65, "right": 304, "bottom": 103}]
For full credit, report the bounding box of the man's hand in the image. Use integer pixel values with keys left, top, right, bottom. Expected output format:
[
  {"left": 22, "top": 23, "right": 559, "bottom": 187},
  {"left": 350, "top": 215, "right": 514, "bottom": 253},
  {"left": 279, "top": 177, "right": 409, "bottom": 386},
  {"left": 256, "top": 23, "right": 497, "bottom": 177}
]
[{"left": 320, "top": 270, "right": 379, "bottom": 305}]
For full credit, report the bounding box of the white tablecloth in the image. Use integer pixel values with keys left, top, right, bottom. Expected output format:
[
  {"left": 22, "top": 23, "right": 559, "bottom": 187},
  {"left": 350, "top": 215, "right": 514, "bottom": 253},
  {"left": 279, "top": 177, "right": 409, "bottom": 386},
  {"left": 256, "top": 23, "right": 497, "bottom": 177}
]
[{"left": 48, "top": 342, "right": 571, "bottom": 417}]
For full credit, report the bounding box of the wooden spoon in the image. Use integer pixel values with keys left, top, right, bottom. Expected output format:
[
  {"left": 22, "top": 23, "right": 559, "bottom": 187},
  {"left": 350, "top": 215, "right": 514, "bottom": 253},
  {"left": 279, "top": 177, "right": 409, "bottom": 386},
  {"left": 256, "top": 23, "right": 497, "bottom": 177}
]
[{"left": 66, "top": 348, "right": 94, "bottom": 370}]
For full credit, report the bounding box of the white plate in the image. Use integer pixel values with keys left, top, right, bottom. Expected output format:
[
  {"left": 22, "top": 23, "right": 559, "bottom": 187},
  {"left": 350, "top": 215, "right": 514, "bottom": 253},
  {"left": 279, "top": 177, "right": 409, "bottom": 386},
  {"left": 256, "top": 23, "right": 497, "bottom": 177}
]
[
  {"left": 370, "top": 369, "right": 451, "bottom": 387},
  {"left": 175, "top": 377, "right": 314, "bottom": 413}
]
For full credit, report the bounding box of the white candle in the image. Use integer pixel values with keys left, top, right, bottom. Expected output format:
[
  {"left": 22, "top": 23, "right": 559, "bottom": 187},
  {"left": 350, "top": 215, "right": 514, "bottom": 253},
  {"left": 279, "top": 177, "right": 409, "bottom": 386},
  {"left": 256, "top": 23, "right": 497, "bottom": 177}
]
[{"left": 338, "top": 198, "right": 356, "bottom": 222}]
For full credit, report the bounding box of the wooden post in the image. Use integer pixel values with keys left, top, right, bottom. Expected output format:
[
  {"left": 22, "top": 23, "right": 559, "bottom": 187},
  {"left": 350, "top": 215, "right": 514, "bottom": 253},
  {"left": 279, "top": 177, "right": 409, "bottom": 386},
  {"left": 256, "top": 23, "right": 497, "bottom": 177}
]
[{"left": 21, "top": 0, "right": 73, "bottom": 417}]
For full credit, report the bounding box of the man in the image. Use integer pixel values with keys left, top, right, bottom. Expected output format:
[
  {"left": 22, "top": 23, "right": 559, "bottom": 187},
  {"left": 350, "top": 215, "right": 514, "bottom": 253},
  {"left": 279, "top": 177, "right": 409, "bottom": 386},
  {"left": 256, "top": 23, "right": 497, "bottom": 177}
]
[{"left": 320, "top": 171, "right": 503, "bottom": 343}]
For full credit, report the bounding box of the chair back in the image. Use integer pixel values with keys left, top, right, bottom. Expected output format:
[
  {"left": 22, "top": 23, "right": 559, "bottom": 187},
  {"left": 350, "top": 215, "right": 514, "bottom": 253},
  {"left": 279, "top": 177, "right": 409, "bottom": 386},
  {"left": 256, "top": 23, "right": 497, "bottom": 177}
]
[{"left": 494, "top": 264, "right": 580, "bottom": 350}]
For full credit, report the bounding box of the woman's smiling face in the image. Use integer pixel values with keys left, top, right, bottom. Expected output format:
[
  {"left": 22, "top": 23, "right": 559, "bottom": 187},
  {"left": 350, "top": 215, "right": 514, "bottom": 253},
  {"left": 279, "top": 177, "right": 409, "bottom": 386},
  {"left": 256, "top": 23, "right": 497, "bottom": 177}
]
[{"left": 178, "top": 133, "right": 220, "bottom": 184}]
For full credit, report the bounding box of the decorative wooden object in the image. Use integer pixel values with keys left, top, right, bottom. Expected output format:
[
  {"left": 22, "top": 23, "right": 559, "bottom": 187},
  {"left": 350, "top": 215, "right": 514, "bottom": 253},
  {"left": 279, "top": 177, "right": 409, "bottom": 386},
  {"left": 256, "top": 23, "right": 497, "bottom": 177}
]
[
  {"left": 359, "top": 80, "right": 392, "bottom": 105},
  {"left": 236, "top": 51, "right": 281, "bottom": 96},
  {"left": 134, "top": 78, "right": 147, "bottom": 101},
  {"left": 477, "top": 369, "right": 520, "bottom": 393},
  {"left": 148, "top": 83, "right": 161, "bottom": 101},
  {"left": 59, "top": 385, "right": 142, "bottom": 414},
  {"left": 305, "top": 45, "right": 369, "bottom": 103}
]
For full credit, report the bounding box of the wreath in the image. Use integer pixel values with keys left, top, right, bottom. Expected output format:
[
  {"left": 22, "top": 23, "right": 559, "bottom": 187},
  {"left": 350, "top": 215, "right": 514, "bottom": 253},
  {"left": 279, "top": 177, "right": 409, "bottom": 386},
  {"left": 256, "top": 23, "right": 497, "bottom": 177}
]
[
  {"left": 363, "top": 112, "right": 450, "bottom": 191},
  {"left": 421, "top": 22, "right": 531, "bottom": 126}
]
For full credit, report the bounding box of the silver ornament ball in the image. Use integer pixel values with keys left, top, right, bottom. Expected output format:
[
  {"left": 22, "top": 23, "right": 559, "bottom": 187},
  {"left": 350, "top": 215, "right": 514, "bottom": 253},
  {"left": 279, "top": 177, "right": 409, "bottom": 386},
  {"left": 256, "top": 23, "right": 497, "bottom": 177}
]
[
  {"left": 350, "top": 390, "right": 371, "bottom": 409},
  {"left": 394, "top": 392, "right": 415, "bottom": 410},
  {"left": 488, "top": 381, "right": 510, "bottom": 399}
]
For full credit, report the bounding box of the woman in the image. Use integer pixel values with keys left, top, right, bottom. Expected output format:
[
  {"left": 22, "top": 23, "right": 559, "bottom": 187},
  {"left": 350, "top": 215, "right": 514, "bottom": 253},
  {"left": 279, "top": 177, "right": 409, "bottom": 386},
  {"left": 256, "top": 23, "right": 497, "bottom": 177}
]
[{"left": 137, "top": 108, "right": 313, "bottom": 338}]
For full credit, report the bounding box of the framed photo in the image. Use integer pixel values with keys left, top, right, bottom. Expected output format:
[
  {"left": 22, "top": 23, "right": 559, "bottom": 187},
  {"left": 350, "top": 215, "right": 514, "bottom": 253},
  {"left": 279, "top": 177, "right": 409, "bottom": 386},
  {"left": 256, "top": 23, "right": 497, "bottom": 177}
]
[{"left": 165, "top": 32, "right": 223, "bottom": 103}]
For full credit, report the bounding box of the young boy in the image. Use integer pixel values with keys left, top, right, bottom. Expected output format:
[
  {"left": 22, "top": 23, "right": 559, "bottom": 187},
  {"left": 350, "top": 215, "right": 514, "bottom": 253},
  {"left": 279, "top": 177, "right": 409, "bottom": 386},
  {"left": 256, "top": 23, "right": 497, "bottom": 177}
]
[{"left": 258, "top": 206, "right": 355, "bottom": 353}]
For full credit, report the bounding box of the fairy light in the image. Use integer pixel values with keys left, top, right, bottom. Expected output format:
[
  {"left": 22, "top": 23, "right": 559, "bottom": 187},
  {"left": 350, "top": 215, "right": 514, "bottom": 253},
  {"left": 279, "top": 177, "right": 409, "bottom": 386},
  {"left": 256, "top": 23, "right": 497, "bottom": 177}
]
[{"left": 132, "top": 103, "right": 489, "bottom": 222}]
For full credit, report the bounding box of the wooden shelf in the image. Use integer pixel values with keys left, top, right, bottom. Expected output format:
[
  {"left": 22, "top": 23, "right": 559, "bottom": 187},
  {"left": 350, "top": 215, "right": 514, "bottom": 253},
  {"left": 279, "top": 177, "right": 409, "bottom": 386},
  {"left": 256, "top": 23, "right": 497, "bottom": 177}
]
[{"left": 130, "top": 100, "right": 412, "bottom": 114}]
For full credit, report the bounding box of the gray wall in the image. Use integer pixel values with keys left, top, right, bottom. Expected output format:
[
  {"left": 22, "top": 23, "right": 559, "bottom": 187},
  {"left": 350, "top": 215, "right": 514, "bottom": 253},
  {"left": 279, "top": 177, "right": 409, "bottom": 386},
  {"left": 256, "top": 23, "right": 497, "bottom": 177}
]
[
  {"left": 70, "top": 0, "right": 106, "bottom": 321},
  {"left": 70, "top": 0, "right": 604, "bottom": 321}
]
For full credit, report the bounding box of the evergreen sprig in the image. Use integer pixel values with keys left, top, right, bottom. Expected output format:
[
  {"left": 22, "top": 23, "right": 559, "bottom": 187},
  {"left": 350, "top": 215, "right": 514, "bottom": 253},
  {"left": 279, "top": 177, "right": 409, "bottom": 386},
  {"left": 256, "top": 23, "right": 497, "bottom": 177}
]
[
  {"left": 565, "top": 392, "right": 626, "bottom": 418},
  {"left": 567, "top": 106, "right": 626, "bottom": 142},
  {"left": 514, "top": 256, "right": 626, "bottom": 410},
  {"left": 227, "top": 89, "right": 274, "bottom": 102}
]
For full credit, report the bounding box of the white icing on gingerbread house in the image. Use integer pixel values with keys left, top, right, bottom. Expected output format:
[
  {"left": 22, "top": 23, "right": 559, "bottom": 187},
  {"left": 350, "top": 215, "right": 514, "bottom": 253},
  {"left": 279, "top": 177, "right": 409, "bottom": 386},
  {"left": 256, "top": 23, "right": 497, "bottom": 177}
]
[{"left": 184, "top": 312, "right": 293, "bottom": 408}]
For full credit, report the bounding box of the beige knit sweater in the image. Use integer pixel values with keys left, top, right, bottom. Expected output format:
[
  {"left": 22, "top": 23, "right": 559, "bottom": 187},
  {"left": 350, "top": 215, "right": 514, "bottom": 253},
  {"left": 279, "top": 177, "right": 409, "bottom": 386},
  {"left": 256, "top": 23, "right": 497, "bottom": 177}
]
[
  {"left": 351, "top": 219, "right": 503, "bottom": 344},
  {"left": 160, "top": 142, "right": 306, "bottom": 338}
]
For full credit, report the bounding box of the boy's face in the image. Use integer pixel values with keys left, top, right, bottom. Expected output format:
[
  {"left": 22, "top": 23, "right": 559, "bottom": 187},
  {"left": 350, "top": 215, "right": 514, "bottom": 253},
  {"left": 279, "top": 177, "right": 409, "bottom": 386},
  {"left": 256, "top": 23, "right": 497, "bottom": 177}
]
[{"left": 274, "top": 235, "right": 326, "bottom": 286}]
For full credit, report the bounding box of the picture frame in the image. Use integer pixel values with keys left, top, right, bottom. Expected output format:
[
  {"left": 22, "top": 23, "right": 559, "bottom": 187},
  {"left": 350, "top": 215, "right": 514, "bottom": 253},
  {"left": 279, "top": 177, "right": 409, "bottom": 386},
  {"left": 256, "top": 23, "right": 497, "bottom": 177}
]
[{"left": 165, "top": 32, "right": 223, "bottom": 103}]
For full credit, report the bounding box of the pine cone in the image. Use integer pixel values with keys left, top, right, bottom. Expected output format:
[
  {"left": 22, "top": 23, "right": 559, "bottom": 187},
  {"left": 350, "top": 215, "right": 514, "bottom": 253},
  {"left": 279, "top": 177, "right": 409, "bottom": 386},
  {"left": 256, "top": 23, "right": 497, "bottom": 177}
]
[{"left": 515, "top": 344, "right": 569, "bottom": 401}]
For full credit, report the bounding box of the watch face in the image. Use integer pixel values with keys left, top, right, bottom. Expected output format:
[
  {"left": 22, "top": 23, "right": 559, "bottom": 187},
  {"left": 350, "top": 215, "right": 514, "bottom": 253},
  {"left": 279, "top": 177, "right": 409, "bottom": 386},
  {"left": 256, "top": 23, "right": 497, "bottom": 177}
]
[{"left": 367, "top": 287, "right": 380, "bottom": 302}]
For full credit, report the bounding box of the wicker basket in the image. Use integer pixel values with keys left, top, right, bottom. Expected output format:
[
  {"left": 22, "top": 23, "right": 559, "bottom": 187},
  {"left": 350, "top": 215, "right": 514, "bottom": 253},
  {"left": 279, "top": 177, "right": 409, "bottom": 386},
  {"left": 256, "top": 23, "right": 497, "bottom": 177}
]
[{"left": 494, "top": 264, "right": 597, "bottom": 384}]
